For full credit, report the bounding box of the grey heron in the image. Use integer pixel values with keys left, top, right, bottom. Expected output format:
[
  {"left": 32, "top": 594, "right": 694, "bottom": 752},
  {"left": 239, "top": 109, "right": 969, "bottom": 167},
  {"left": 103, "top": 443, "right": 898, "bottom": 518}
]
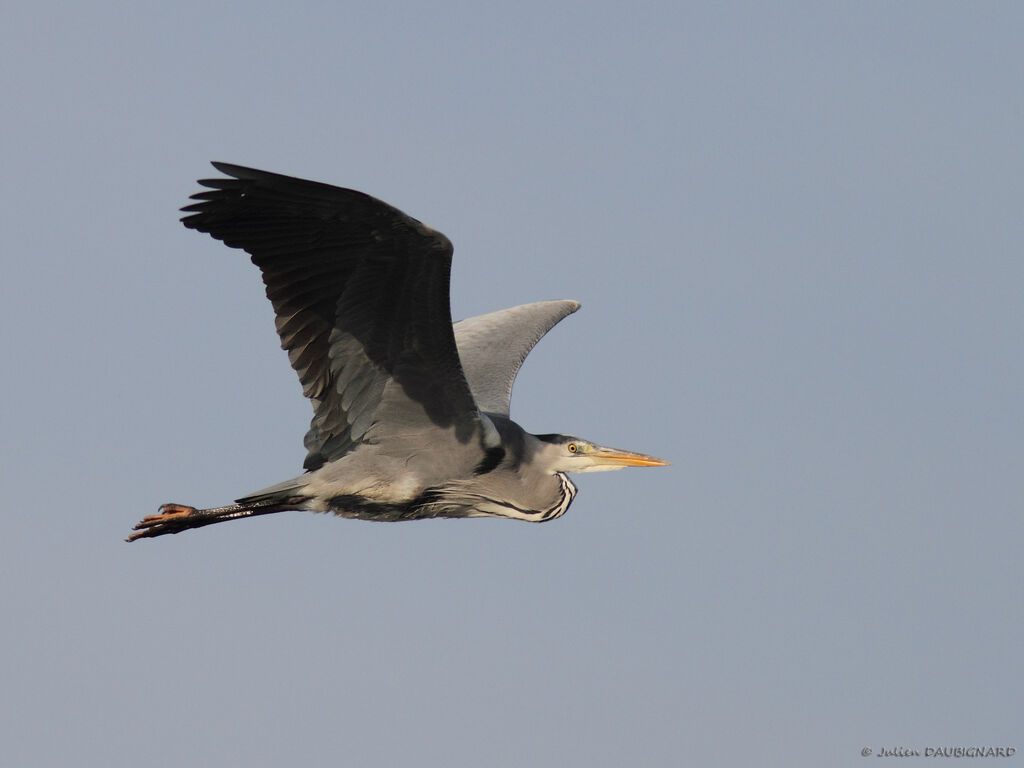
[{"left": 128, "top": 163, "right": 667, "bottom": 541}]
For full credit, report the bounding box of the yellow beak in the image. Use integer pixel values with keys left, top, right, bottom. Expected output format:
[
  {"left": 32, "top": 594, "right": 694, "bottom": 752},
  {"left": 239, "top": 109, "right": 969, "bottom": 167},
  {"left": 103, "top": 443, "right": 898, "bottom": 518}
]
[{"left": 592, "top": 446, "right": 670, "bottom": 468}]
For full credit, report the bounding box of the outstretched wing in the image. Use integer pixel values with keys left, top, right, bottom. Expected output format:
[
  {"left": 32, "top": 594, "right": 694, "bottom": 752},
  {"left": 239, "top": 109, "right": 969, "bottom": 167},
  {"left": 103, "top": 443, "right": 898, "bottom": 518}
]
[
  {"left": 181, "top": 162, "right": 480, "bottom": 471},
  {"left": 453, "top": 300, "right": 580, "bottom": 416}
]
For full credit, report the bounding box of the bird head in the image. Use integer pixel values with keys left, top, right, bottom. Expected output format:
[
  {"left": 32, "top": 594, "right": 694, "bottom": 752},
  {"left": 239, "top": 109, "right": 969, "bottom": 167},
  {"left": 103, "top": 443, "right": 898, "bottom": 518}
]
[{"left": 536, "top": 434, "right": 669, "bottom": 474}]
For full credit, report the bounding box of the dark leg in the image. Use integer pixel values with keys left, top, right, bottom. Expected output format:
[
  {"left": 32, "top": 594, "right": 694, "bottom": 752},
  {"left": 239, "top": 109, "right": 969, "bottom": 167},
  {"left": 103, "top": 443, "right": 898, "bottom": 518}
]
[{"left": 126, "top": 502, "right": 282, "bottom": 541}]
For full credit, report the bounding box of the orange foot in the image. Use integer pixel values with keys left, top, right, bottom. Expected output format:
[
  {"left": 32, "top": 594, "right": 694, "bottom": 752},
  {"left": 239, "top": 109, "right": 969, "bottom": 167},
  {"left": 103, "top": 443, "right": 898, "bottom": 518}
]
[{"left": 127, "top": 503, "right": 198, "bottom": 542}]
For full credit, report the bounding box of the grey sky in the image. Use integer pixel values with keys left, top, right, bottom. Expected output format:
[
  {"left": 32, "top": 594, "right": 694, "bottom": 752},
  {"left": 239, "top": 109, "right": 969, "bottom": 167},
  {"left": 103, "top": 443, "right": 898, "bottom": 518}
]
[{"left": 2, "top": 2, "right": 1021, "bottom": 766}]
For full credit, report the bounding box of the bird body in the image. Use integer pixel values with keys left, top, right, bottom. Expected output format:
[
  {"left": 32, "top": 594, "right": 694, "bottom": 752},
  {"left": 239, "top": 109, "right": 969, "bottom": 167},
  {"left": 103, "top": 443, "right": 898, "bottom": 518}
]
[
  {"left": 129, "top": 164, "right": 666, "bottom": 541},
  {"left": 253, "top": 415, "right": 576, "bottom": 523}
]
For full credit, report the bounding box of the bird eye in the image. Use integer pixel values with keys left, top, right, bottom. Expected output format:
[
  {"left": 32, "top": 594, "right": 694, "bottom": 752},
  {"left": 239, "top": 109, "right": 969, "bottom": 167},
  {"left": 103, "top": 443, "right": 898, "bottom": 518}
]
[{"left": 567, "top": 443, "right": 578, "bottom": 453}]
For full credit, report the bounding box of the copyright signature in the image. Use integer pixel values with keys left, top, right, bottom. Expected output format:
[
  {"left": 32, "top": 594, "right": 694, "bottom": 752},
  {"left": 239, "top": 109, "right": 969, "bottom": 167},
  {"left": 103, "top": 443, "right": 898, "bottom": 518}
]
[{"left": 861, "top": 746, "right": 1016, "bottom": 758}]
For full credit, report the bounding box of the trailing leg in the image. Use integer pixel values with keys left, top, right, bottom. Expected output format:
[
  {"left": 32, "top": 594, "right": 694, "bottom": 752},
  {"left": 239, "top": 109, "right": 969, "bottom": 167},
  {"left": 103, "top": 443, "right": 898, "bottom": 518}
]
[{"left": 127, "top": 502, "right": 282, "bottom": 541}]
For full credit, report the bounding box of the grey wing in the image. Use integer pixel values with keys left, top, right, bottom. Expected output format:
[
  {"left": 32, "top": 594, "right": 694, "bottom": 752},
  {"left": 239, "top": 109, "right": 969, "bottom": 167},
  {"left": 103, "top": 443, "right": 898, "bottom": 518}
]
[
  {"left": 453, "top": 300, "right": 580, "bottom": 416},
  {"left": 181, "top": 162, "right": 481, "bottom": 471}
]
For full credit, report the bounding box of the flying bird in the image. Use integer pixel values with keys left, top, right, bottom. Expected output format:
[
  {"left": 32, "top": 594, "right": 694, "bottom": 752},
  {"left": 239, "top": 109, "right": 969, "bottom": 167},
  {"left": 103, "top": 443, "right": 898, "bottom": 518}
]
[{"left": 128, "top": 163, "right": 667, "bottom": 541}]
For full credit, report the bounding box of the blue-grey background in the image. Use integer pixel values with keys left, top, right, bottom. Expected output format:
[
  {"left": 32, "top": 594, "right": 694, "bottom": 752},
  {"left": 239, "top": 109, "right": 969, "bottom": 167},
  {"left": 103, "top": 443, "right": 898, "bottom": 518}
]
[{"left": 2, "top": 2, "right": 1020, "bottom": 766}]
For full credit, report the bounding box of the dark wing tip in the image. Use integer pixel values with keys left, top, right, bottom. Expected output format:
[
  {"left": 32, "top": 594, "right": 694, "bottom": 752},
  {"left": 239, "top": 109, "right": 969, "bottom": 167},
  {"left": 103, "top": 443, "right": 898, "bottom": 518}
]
[
  {"left": 209, "top": 161, "right": 278, "bottom": 181},
  {"left": 179, "top": 162, "right": 454, "bottom": 256},
  {"left": 211, "top": 160, "right": 244, "bottom": 174}
]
